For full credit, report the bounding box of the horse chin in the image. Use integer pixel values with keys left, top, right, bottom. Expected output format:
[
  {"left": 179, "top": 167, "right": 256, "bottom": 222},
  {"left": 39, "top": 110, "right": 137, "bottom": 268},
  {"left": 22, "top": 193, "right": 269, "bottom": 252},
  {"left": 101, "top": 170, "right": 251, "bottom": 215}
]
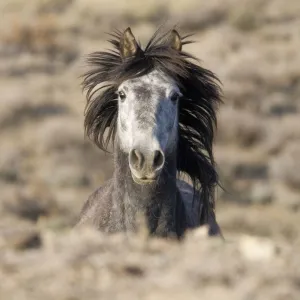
[{"left": 131, "top": 173, "right": 158, "bottom": 185}]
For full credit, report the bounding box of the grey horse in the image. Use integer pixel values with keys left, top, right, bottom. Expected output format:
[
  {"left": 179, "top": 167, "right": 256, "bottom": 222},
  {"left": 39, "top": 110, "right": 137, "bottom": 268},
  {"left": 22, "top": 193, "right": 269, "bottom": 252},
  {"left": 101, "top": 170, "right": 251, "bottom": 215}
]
[{"left": 77, "top": 27, "right": 222, "bottom": 238}]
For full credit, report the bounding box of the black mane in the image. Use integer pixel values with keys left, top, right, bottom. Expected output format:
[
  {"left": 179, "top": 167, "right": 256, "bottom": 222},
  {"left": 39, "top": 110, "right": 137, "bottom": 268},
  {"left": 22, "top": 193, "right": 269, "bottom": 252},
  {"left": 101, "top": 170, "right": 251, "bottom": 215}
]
[{"left": 82, "top": 28, "right": 222, "bottom": 224}]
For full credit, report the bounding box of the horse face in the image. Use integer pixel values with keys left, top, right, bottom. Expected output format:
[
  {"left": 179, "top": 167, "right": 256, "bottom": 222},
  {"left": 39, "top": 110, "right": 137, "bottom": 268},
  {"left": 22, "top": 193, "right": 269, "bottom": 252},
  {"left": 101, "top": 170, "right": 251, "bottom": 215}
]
[{"left": 117, "top": 70, "right": 181, "bottom": 184}]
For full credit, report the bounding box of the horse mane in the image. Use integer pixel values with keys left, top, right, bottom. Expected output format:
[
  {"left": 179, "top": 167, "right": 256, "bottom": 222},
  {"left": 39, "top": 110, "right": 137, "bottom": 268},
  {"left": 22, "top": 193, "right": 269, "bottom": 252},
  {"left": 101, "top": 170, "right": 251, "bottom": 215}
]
[{"left": 82, "top": 28, "right": 222, "bottom": 224}]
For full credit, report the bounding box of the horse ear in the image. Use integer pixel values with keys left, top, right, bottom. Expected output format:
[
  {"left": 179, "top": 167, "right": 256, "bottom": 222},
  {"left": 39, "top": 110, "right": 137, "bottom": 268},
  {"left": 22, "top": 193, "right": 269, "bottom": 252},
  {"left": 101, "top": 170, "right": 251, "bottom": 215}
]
[
  {"left": 120, "top": 27, "right": 142, "bottom": 59},
  {"left": 169, "top": 29, "right": 182, "bottom": 51}
]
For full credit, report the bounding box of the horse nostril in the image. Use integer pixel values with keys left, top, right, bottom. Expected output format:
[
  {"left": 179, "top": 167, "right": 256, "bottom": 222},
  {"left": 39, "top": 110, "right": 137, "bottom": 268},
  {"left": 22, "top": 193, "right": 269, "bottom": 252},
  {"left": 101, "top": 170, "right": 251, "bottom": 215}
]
[
  {"left": 129, "top": 149, "right": 144, "bottom": 171},
  {"left": 130, "top": 149, "right": 164, "bottom": 174},
  {"left": 153, "top": 150, "right": 164, "bottom": 170}
]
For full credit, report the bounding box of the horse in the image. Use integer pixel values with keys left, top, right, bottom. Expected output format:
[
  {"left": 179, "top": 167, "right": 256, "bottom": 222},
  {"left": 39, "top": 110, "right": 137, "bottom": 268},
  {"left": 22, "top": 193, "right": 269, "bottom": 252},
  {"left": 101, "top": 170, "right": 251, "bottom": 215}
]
[{"left": 76, "top": 27, "right": 223, "bottom": 238}]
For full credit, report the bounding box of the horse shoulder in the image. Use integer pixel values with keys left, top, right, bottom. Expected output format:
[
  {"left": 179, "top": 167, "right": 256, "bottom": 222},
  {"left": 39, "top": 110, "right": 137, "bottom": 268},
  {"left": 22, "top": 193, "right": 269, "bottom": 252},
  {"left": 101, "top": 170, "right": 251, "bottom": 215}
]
[
  {"left": 176, "top": 179, "right": 221, "bottom": 236},
  {"left": 177, "top": 179, "right": 201, "bottom": 228},
  {"left": 76, "top": 180, "right": 113, "bottom": 229}
]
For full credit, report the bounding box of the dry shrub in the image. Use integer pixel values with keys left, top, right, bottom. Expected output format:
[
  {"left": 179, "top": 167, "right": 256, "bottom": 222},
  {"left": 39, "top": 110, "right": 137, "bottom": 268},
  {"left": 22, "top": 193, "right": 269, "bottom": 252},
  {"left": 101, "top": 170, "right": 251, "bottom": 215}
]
[
  {"left": 263, "top": 0, "right": 300, "bottom": 23},
  {"left": 261, "top": 92, "right": 298, "bottom": 116},
  {"left": 217, "top": 107, "right": 266, "bottom": 148},
  {"left": 233, "top": 162, "right": 268, "bottom": 180},
  {"left": 248, "top": 181, "right": 273, "bottom": 204},
  {"left": 218, "top": 202, "right": 300, "bottom": 240},
  {"left": 229, "top": 0, "right": 300, "bottom": 32},
  {"left": 218, "top": 48, "right": 268, "bottom": 111},
  {"left": 0, "top": 97, "right": 69, "bottom": 129},
  {"left": 36, "top": 0, "right": 74, "bottom": 14},
  {"left": 219, "top": 163, "right": 269, "bottom": 204},
  {"left": 73, "top": 0, "right": 167, "bottom": 35},
  {"left": 0, "top": 147, "right": 26, "bottom": 183},
  {"left": 36, "top": 117, "right": 84, "bottom": 154},
  {"left": 221, "top": 33, "right": 300, "bottom": 112},
  {"left": 219, "top": 179, "right": 273, "bottom": 205},
  {"left": 4, "top": 15, "right": 60, "bottom": 54},
  {"left": 34, "top": 116, "right": 112, "bottom": 188},
  {"left": 168, "top": 0, "right": 234, "bottom": 31},
  {"left": 35, "top": 151, "right": 92, "bottom": 188},
  {"left": 264, "top": 116, "right": 300, "bottom": 155},
  {"left": 0, "top": 226, "right": 42, "bottom": 250},
  {"left": 0, "top": 6, "right": 79, "bottom": 63},
  {"left": 228, "top": 0, "right": 266, "bottom": 31},
  {"left": 270, "top": 142, "right": 300, "bottom": 190},
  {"left": 270, "top": 181, "right": 300, "bottom": 209},
  {"left": 34, "top": 117, "right": 90, "bottom": 187},
  {"left": 73, "top": 0, "right": 236, "bottom": 33},
  {"left": 215, "top": 145, "right": 269, "bottom": 205},
  {"left": 4, "top": 184, "right": 63, "bottom": 222},
  {"left": 0, "top": 55, "right": 58, "bottom": 76},
  {"left": 0, "top": 224, "right": 300, "bottom": 300}
]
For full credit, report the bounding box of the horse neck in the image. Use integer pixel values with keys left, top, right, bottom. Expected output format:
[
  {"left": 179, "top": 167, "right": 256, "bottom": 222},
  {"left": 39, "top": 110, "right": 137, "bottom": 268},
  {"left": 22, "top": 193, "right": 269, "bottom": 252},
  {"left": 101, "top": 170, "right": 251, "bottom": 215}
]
[{"left": 113, "top": 144, "right": 178, "bottom": 236}]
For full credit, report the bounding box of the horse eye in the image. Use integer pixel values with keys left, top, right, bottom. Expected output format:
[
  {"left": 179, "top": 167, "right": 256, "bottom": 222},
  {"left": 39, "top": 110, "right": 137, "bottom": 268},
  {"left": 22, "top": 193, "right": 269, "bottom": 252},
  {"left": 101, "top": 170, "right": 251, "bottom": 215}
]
[
  {"left": 118, "top": 91, "right": 126, "bottom": 102},
  {"left": 170, "top": 93, "right": 179, "bottom": 103}
]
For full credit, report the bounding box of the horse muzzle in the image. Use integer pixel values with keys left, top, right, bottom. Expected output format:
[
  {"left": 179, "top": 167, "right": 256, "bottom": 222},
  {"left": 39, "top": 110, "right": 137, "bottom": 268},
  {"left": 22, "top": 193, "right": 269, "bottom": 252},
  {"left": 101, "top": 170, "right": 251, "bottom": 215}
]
[{"left": 129, "top": 148, "right": 165, "bottom": 184}]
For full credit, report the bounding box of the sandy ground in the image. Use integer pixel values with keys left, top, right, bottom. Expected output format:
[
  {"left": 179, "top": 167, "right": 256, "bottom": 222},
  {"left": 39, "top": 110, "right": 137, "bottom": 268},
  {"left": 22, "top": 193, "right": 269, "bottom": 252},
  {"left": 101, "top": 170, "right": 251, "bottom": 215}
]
[{"left": 0, "top": 0, "right": 300, "bottom": 299}]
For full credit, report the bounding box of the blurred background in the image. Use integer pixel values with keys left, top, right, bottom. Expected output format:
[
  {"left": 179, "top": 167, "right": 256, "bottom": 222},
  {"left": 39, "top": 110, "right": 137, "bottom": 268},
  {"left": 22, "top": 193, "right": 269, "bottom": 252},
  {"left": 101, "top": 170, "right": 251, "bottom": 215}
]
[{"left": 0, "top": 0, "right": 300, "bottom": 299}]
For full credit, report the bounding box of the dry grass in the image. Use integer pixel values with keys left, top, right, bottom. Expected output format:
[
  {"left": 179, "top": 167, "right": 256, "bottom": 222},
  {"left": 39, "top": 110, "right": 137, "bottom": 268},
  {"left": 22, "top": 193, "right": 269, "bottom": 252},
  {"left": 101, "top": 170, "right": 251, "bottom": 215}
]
[
  {"left": 217, "top": 107, "right": 266, "bottom": 148},
  {"left": 0, "top": 224, "right": 299, "bottom": 300},
  {"left": 270, "top": 143, "right": 300, "bottom": 190},
  {"left": 263, "top": 116, "right": 300, "bottom": 155},
  {"left": 3, "top": 184, "right": 62, "bottom": 222},
  {"left": 0, "top": 98, "right": 69, "bottom": 129}
]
